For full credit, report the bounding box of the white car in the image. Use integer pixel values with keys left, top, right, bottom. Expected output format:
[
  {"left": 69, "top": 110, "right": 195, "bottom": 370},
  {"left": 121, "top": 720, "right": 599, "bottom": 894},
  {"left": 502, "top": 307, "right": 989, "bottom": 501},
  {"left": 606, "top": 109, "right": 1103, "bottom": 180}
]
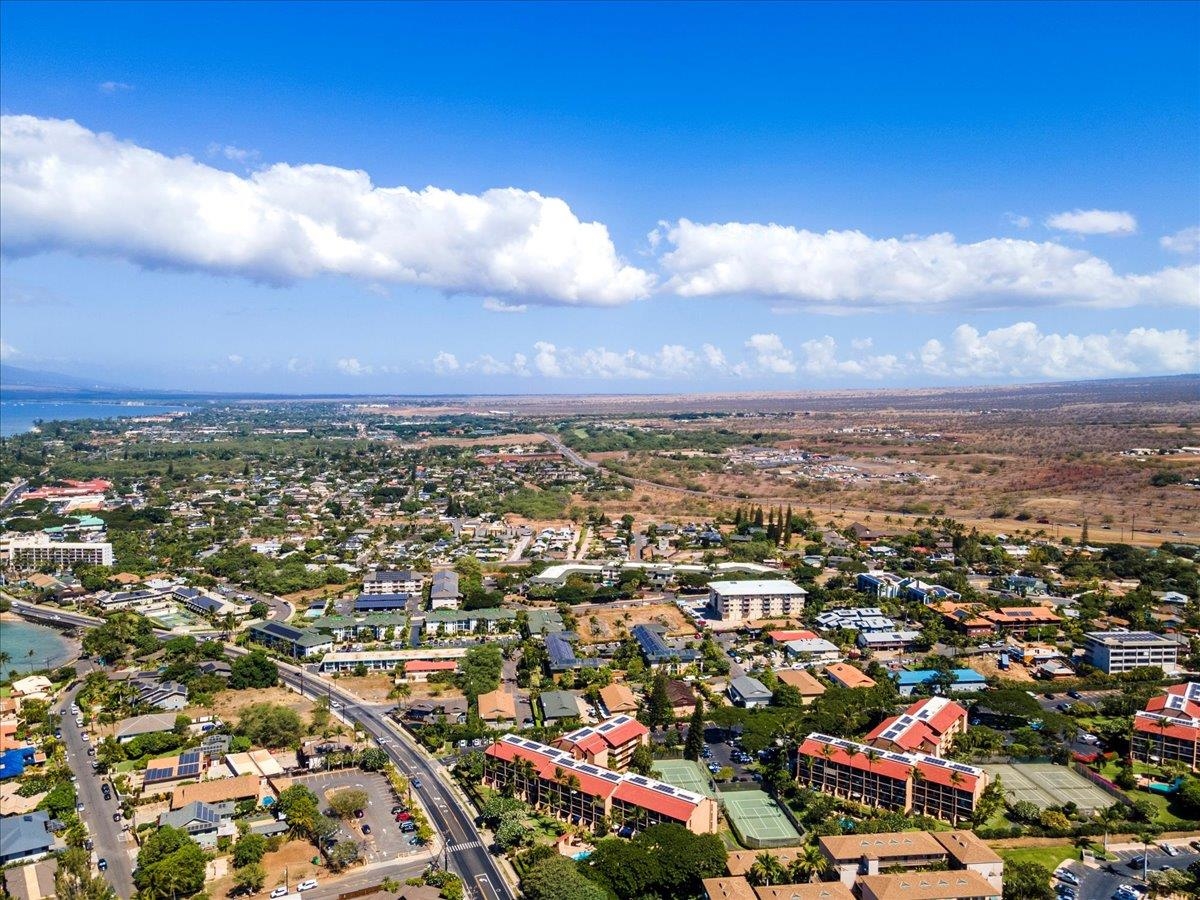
[
  {"left": 269, "top": 888, "right": 288, "bottom": 899},
  {"left": 297, "top": 880, "right": 318, "bottom": 892}
]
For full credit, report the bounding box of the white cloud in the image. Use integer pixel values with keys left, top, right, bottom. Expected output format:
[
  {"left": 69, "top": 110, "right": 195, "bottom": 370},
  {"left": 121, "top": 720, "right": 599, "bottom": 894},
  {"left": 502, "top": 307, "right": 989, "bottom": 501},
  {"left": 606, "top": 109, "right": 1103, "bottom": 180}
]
[
  {"left": 432, "top": 352, "right": 460, "bottom": 374},
  {"left": 533, "top": 342, "right": 563, "bottom": 378},
  {"left": 919, "top": 322, "right": 1199, "bottom": 380},
  {"left": 336, "top": 357, "right": 372, "bottom": 376},
  {"left": 207, "top": 143, "right": 260, "bottom": 165},
  {"left": 0, "top": 115, "right": 654, "bottom": 307},
  {"left": 701, "top": 344, "right": 728, "bottom": 371},
  {"left": 227, "top": 354, "right": 244, "bottom": 366},
  {"left": 98, "top": 81, "right": 132, "bottom": 94},
  {"left": 0, "top": 341, "right": 17, "bottom": 360},
  {"left": 1045, "top": 208, "right": 1138, "bottom": 236},
  {"left": 654, "top": 219, "right": 1195, "bottom": 311},
  {"left": 1161, "top": 226, "right": 1200, "bottom": 257},
  {"left": 1005, "top": 213, "right": 1032, "bottom": 229},
  {"left": 286, "top": 357, "right": 313, "bottom": 374},
  {"left": 850, "top": 337, "right": 874, "bottom": 351},
  {"left": 482, "top": 297, "right": 527, "bottom": 314},
  {"left": 744, "top": 333, "right": 796, "bottom": 374}
]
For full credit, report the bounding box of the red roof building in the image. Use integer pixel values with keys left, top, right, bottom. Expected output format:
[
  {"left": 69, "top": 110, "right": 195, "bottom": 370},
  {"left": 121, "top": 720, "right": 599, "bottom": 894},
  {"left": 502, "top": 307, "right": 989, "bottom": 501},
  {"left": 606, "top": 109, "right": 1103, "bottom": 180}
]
[
  {"left": 552, "top": 715, "right": 650, "bottom": 770},
  {"left": 865, "top": 697, "right": 968, "bottom": 757},
  {"left": 1133, "top": 682, "right": 1200, "bottom": 771}
]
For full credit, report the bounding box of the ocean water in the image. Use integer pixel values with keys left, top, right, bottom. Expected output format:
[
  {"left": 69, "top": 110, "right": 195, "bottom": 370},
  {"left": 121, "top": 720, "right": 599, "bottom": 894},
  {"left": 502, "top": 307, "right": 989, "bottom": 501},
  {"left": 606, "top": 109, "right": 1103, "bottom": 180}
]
[
  {"left": 0, "top": 399, "right": 189, "bottom": 436},
  {"left": 0, "top": 619, "right": 74, "bottom": 675}
]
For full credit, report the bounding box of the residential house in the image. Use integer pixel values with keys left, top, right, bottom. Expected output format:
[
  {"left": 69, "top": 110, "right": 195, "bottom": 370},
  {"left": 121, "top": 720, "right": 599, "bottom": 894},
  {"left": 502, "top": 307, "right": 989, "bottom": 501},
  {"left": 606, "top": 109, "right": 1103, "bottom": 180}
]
[
  {"left": 824, "top": 663, "right": 876, "bottom": 690},
  {"left": 477, "top": 690, "right": 518, "bottom": 729},
  {"left": 114, "top": 712, "right": 182, "bottom": 744},
  {"left": 0, "top": 812, "right": 56, "bottom": 865},
  {"left": 666, "top": 679, "right": 698, "bottom": 718},
  {"left": 540, "top": 690, "right": 588, "bottom": 724},
  {"left": 775, "top": 668, "right": 827, "bottom": 705},
  {"left": 170, "top": 773, "right": 267, "bottom": 810},
  {"left": 157, "top": 800, "right": 235, "bottom": 849},
  {"left": 429, "top": 570, "right": 461, "bottom": 609},
  {"left": 2, "top": 859, "right": 57, "bottom": 900},
  {"left": 403, "top": 660, "right": 458, "bottom": 683},
  {"left": 728, "top": 675, "right": 773, "bottom": 708},
  {"left": 598, "top": 683, "right": 639, "bottom": 717}
]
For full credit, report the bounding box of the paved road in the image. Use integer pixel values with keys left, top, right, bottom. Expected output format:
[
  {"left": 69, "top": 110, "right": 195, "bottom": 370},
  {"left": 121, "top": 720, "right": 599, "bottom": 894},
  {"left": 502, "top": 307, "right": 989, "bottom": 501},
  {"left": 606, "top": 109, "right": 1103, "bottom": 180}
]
[
  {"left": 229, "top": 649, "right": 514, "bottom": 900},
  {"left": 57, "top": 678, "right": 137, "bottom": 898}
]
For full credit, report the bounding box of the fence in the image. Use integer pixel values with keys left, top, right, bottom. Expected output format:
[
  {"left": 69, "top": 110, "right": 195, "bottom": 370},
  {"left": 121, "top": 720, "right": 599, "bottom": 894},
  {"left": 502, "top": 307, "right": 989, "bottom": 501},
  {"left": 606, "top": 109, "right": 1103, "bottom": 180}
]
[{"left": 1071, "top": 761, "right": 1134, "bottom": 808}]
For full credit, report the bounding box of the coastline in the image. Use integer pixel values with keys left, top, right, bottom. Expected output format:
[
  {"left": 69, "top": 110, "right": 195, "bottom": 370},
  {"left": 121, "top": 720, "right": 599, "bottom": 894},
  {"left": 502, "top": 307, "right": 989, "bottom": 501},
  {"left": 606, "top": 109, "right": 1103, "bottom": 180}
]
[{"left": 0, "top": 611, "right": 83, "bottom": 672}]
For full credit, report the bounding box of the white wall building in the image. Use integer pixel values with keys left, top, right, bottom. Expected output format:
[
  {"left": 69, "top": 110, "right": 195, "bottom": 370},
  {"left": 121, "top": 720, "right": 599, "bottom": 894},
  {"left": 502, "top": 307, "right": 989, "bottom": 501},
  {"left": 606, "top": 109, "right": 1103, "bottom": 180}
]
[{"left": 708, "top": 579, "right": 807, "bottom": 624}]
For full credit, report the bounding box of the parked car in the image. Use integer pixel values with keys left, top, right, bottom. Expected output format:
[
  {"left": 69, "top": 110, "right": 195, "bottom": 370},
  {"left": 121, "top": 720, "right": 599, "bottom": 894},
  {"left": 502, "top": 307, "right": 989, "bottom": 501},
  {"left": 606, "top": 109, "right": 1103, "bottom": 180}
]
[
  {"left": 361, "top": 824, "right": 372, "bottom": 835},
  {"left": 1055, "top": 870, "right": 1079, "bottom": 885},
  {"left": 97, "top": 859, "right": 108, "bottom": 871},
  {"left": 1067, "top": 690, "right": 1083, "bottom": 699},
  {"left": 354, "top": 809, "right": 364, "bottom": 819},
  {"left": 269, "top": 888, "right": 288, "bottom": 899},
  {"left": 112, "top": 812, "right": 122, "bottom": 822},
  {"left": 1161, "top": 842, "right": 1180, "bottom": 856},
  {"left": 297, "top": 881, "right": 318, "bottom": 892}
]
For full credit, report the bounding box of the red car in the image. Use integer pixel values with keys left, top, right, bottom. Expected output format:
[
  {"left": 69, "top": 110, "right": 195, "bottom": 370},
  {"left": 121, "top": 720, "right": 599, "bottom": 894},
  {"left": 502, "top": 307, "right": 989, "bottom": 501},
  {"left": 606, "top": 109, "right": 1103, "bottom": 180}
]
[{"left": 396, "top": 812, "right": 412, "bottom": 822}]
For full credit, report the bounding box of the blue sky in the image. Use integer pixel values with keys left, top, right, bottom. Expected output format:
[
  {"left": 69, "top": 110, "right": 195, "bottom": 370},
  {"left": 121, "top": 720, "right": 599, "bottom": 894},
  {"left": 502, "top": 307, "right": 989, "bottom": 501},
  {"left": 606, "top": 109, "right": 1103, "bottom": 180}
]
[{"left": 1, "top": 1, "right": 1197, "bottom": 393}]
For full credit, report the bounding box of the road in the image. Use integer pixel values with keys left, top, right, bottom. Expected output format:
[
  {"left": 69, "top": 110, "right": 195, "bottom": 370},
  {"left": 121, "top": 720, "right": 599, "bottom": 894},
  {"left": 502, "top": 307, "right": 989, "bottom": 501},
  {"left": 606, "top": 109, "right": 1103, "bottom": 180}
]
[
  {"left": 56, "top": 677, "right": 137, "bottom": 898},
  {"left": 228, "top": 648, "right": 514, "bottom": 900}
]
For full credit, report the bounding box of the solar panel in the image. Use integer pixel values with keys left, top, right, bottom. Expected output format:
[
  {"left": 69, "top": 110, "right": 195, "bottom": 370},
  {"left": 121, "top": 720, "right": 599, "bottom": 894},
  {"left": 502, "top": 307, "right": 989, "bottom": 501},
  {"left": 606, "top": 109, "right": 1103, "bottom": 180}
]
[
  {"left": 628, "top": 775, "right": 649, "bottom": 785},
  {"left": 177, "top": 763, "right": 201, "bottom": 777},
  {"left": 653, "top": 784, "right": 675, "bottom": 794}
]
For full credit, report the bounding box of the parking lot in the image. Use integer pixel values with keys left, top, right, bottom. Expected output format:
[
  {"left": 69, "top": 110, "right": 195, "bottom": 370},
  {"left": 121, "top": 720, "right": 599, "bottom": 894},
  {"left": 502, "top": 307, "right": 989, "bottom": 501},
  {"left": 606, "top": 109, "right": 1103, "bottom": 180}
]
[
  {"left": 287, "top": 770, "right": 425, "bottom": 863},
  {"left": 1062, "top": 842, "right": 1200, "bottom": 900}
]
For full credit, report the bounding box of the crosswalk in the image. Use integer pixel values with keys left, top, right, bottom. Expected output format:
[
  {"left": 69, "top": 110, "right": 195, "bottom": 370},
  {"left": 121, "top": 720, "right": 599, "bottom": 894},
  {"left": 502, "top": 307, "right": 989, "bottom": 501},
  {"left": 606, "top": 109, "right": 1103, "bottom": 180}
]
[{"left": 447, "top": 840, "right": 484, "bottom": 852}]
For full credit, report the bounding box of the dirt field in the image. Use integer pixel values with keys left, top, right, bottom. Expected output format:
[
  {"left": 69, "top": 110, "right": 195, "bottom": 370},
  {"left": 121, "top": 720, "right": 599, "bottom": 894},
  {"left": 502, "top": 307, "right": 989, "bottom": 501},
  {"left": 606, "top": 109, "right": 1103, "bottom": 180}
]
[
  {"left": 201, "top": 685, "right": 317, "bottom": 723},
  {"left": 209, "top": 837, "right": 327, "bottom": 898},
  {"left": 329, "top": 673, "right": 397, "bottom": 703},
  {"left": 576, "top": 602, "right": 697, "bottom": 646}
]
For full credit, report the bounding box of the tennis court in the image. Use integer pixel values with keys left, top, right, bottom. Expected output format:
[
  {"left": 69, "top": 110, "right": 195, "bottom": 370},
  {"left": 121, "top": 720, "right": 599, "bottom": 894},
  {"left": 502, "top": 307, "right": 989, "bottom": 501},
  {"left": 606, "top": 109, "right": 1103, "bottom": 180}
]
[
  {"left": 653, "top": 759, "right": 715, "bottom": 798},
  {"left": 719, "top": 789, "right": 802, "bottom": 848},
  {"left": 981, "top": 762, "right": 1113, "bottom": 813}
]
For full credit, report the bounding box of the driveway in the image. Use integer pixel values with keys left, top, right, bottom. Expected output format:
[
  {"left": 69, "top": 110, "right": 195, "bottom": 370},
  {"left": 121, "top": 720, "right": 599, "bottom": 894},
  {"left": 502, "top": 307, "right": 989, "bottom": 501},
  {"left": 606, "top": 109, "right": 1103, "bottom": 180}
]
[{"left": 287, "top": 770, "right": 422, "bottom": 865}]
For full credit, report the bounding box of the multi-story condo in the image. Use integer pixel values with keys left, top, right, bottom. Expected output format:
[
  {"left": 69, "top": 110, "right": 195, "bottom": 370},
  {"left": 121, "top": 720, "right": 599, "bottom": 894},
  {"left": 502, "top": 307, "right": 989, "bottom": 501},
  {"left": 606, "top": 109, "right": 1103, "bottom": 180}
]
[
  {"left": 247, "top": 621, "right": 332, "bottom": 658},
  {"left": 1084, "top": 631, "right": 1179, "bottom": 674},
  {"left": 796, "top": 733, "right": 986, "bottom": 825},
  {"left": 362, "top": 569, "right": 424, "bottom": 595},
  {"left": 819, "top": 830, "right": 1002, "bottom": 893},
  {"left": 1, "top": 533, "right": 113, "bottom": 568},
  {"left": 865, "top": 697, "right": 969, "bottom": 757},
  {"left": 483, "top": 734, "right": 718, "bottom": 834},
  {"left": 318, "top": 647, "right": 468, "bottom": 673},
  {"left": 429, "top": 570, "right": 461, "bottom": 609},
  {"left": 423, "top": 608, "right": 516, "bottom": 635},
  {"left": 708, "top": 579, "right": 807, "bottom": 624},
  {"left": 552, "top": 715, "right": 649, "bottom": 771},
  {"left": 1132, "top": 682, "right": 1200, "bottom": 771}
]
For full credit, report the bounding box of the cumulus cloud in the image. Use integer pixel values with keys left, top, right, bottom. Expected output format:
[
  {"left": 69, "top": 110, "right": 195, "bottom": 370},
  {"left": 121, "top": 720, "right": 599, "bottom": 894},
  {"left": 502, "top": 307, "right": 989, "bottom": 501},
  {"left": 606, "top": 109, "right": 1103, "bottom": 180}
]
[
  {"left": 98, "top": 81, "right": 132, "bottom": 94},
  {"left": 1045, "top": 208, "right": 1138, "bottom": 236},
  {"left": 1005, "top": 213, "right": 1032, "bottom": 229},
  {"left": 919, "top": 323, "right": 1199, "bottom": 379},
  {"left": 286, "top": 357, "right": 313, "bottom": 374},
  {"left": 0, "top": 115, "right": 654, "bottom": 307},
  {"left": 432, "top": 351, "right": 460, "bottom": 374},
  {"left": 335, "top": 357, "right": 372, "bottom": 376},
  {"left": 227, "top": 354, "right": 244, "bottom": 366},
  {"left": 653, "top": 219, "right": 1195, "bottom": 311},
  {"left": 743, "top": 333, "right": 796, "bottom": 374},
  {"left": 1161, "top": 226, "right": 1200, "bottom": 257},
  {"left": 0, "top": 341, "right": 17, "bottom": 360},
  {"left": 207, "top": 143, "right": 260, "bottom": 165}
]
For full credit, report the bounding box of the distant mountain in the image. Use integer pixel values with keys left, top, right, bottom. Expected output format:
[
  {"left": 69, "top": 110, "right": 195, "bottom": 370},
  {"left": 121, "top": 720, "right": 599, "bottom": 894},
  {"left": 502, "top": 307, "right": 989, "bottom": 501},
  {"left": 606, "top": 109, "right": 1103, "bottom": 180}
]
[{"left": 0, "top": 363, "right": 131, "bottom": 394}]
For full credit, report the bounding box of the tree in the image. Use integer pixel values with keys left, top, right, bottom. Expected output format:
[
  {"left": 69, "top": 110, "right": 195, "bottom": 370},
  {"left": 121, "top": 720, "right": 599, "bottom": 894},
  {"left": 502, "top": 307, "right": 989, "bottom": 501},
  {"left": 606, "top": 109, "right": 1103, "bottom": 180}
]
[
  {"left": 55, "top": 847, "right": 118, "bottom": 900},
  {"left": 232, "top": 832, "right": 268, "bottom": 867},
  {"left": 134, "top": 827, "right": 207, "bottom": 900},
  {"left": 628, "top": 742, "right": 655, "bottom": 776},
  {"left": 494, "top": 811, "right": 532, "bottom": 850},
  {"left": 328, "top": 788, "right": 369, "bottom": 819},
  {"left": 358, "top": 747, "right": 389, "bottom": 771},
  {"left": 249, "top": 601, "right": 270, "bottom": 619},
  {"left": 277, "top": 784, "right": 321, "bottom": 837},
  {"left": 232, "top": 863, "right": 267, "bottom": 895},
  {"left": 521, "top": 855, "right": 608, "bottom": 900},
  {"left": 459, "top": 644, "right": 503, "bottom": 700},
  {"left": 683, "top": 695, "right": 706, "bottom": 761},
  {"left": 787, "top": 845, "right": 830, "bottom": 883},
  {"left": 1002, "top": 860, "right": 1054, "bottom": 900},
  {"left": 237, "top": 703, "right": 303, "bottom": 747},
  {"left": 328, "top": 840, "right": 361, "bottom": 871},
  {"left": 644, "top": 672, "right": 674, "bottom": 729},
  {"left": 747, "top": 851, "right": 787, "bottom": 886},
  {"left": 230, "top": 650, "right": 279, "bottom": 689}
]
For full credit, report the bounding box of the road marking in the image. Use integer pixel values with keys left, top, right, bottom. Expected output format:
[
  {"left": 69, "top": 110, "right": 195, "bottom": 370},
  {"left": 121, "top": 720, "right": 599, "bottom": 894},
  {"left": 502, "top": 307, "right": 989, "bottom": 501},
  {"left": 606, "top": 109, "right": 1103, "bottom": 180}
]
[{"left": 447, "top": 840, "right": 483, "bottom": 852}]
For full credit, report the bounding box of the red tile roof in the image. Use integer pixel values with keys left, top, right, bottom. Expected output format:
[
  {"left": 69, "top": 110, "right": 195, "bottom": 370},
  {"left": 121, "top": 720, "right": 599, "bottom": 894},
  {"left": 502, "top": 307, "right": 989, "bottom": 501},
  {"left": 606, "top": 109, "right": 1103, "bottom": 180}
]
[
  {"left": 612, "top": 780, "right": 697, "bottom": 821},
  {"left": 914, "top": 760, "right": 980, "bottom": 791},
  {"left": 1134, "top": 713, "right": 1200, "bottom": 742},
  {"left": 404, "top": 660, "right": 458, "bottom": 673},
  {"left": 798, "top": 738, "right": 913, "bottom": 781}
]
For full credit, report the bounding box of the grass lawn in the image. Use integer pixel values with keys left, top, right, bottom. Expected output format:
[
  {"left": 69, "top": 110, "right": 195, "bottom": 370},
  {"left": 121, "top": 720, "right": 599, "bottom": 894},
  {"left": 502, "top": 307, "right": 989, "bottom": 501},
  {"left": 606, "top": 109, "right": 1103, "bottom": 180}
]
[
  {"left": 113, "top": 760, "right": 140, "bottom": 773},
  {"left": 999, "top": 845, "right": 1077, "bottom": 871}
]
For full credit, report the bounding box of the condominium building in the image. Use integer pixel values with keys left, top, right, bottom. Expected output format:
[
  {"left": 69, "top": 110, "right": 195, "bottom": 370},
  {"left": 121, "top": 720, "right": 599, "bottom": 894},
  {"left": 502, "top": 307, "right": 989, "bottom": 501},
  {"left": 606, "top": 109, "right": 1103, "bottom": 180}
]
[
  {"left": 1084, "top": 631, "right": 1179, "bottom": 674},
  {"left": 708, "top": 579, "right": 807, "bottom": 624},
  {"left": 1132, "top": 681, "right": 1200, "bottom": 771},
  {"left": 858, "top": 871, "right": 1000, "bottom": 900},
  {"left": 552, "top": 715, "right": 649, "bottom": 771},
  {"left": 819, "top": 830, "right": 1002, "bottom": 892},
  {"left": 247, "top": 621, "right": 333, "bottom": 659},
  {"left": 796, "top": 733, "right": 986, "bottom": 825},
  {"left": 865, "top": 697, "right": 969, "bottom": 757},
  {"left": 318, "top": 646, "right": 468, "bottom": 673},
  {"left": 483, "top": 734, "right": 718, "bottom": 834},
  {"left": 362, "top": 569, "right": 424, "bottom": 595},
  {"left": 429, "top": 570, "right": 461, "bottom": 609},
  {"left": 1, "top": 533, "right": 113, "bottom": 569}
]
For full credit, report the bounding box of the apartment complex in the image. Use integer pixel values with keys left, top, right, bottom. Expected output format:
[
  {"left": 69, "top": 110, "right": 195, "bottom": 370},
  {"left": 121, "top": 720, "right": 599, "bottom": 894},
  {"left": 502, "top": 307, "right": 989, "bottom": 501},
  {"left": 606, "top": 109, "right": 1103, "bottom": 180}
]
[
  {"left": 796, "top": 733, "right": 986, "bottom": 824},
  {"left": 933, "top": 601, "right": 1061, "bottom": 637},
  {"left": 552, "top": 715, "right": 649, "bottom": 770},
  {"left": 1131, "top": 681, "right": 1200, "bottom": 771},
  {"left": 247, "top": 621, "right": 333, "bottom": 659},
  {"left": 483, "top": 734, "right": 718, "bottom": 834},
  {"left": 865, "top": 697, "right": 968, "bottom": 757},
  {"left": 1084, "top": 631, "right": 1179, "bottom": 674},
  {"left": 429, "top": 570, "right": 461, "bottom": 609},
  {"left": 819, "top": 830, "right": 1002, "bottom": 893},
  {"left": 362, "top": 569, "right": 424, "bottom": 595},
  {"left": 1, "top": 533, "right": 114, "bottom": 569},
  {"left": 708, "top": 579, "right": 807, "bottom": 624}
]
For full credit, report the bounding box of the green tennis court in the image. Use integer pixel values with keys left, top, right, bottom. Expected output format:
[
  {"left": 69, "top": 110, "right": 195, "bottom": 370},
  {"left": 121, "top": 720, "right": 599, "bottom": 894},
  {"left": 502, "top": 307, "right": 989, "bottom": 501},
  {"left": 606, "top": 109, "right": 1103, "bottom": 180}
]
[
  {"left": 981, "top": 762, "right": 1113, "bottom": 813},
  {"left": 720, "top": 789, "right": 801, "bottom": 848},
  {"left": 652, "top": 759, "right": 715, "bottom": 798}
]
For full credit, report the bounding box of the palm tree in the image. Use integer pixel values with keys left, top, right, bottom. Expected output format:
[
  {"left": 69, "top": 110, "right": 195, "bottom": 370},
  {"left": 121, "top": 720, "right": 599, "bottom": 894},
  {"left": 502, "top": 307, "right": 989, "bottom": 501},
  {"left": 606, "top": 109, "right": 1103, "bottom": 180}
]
[
  {"left": 818, "top": 743, "right": 836, "bottom": 795},
  {"left": 1096, "top": 804, "right": 1124, "bottom": 853},
  {"left": 948, "top": 769, "right": 965, "bottom": 824},
  {"left": 747, "top": 851, "right": 787, "bottom": 887},
  {"left": 787, "top": 845, "right": 830, "bottom": 884},
  {"left": 0, "top": 651, "right": 11, "bottom": 671}
]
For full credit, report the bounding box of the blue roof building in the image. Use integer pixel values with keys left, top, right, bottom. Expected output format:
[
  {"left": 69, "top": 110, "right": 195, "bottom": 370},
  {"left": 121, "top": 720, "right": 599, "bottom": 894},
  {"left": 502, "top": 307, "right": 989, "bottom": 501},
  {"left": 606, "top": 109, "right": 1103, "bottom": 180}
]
[
  {"left": 894, "top": 668, "right": 987, "bottom": 696},
  {"left": 0, "top": 747, "right": 37, "bottom": 781},
  {"left": 631, "top": 624, "right": 699, "bottom": 668},
  {"left": 353, "top": 593, "right": 411, "bottom": 612}
]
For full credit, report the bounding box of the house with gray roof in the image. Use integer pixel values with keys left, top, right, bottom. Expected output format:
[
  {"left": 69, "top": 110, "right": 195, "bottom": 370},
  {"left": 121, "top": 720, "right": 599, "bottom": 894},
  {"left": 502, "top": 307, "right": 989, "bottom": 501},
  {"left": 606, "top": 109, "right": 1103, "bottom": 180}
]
[
  {"left": 115, "top": 712, "right": 183, "bottom": 744},
  {"left": 0, "top": 812, "right": 56, "bottom": 865},
  {"left": 539, "top": 690, "right": 587, "bottom": 724},
  {"left": 727, "top": 675, "right": 773, "bottom": 709},
  {"left": 157, "top": 801, "right": 235, "bottom": 848}
]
